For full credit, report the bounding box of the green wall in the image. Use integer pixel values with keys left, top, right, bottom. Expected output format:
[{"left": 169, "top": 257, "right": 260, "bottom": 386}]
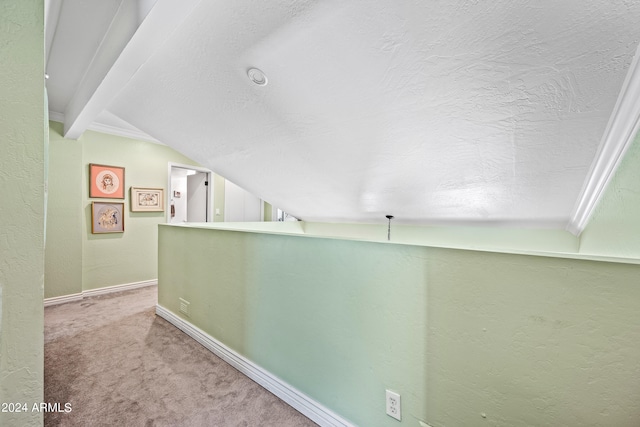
[
  {"left": 213, "top": 173, "right": 226, "bottom": 222},
  {"left": 154, "top": 130, "right": 640, "bottom": 425},
  {"left": 0, "top": 0, "right": 45, "bottom": 425},
  {"left": 46, "top": 123, "right": 83, "bottom": 298},
  {"left": 159, "top": 225, "right": 640, "bottom": 427},
  {"left": 81, "top": 128, "right": 201, "bottom": 290},
  {"left": 580, "top": 132, "right": 640, "bottom": 258},
  {"left": 301, "top": 221, "right": 579, "bottom": 254},
  {"left": 263, "top": 201, "right": 273, "bottom": 222},
  {"left": 45, "top": 123, "right": 201, "bottom": 297}
]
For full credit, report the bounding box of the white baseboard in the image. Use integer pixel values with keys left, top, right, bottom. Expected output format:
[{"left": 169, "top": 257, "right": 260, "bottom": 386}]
[
  {"left": 82, "top": 279, "right": 157, "bottom": 298},
  {"left": 155, "top": 304, "right": 355, "bottom": 427},
  {"left": 43, "top": 292, "right": 84, "bottom": 307},
  {"left": 44, "top": 280, "right": 157, "bottom": 307}
]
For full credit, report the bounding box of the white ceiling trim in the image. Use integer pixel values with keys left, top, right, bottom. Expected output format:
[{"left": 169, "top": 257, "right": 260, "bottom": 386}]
[
  {"left": 44, "top": 0, "right": 62, "bottom": 67},
  {"left": 87, "top": 122, "right": 162, "bottom": 145},
  {"left": 48, "top": 111, "right": 64, "bottom": 123},
  {"left": 63, "top": 0, "right": 202, "bottom": 140},
  {"left": 48, "top": 110, "right": 161, "bottom": 143},
  {"left": 567, "top": 44, "right": 640, "bottom": 236}
]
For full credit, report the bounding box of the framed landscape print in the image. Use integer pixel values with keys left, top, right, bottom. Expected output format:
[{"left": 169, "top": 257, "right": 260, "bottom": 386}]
[
  {"left": 89, "top": 164, "right": 125, "bottom": 199},
  {"left": 91, "top": 202, "right": 125, "bottom": 234},
  {"left": 130, "top": 187, "right": 164, "bottom": 212}
]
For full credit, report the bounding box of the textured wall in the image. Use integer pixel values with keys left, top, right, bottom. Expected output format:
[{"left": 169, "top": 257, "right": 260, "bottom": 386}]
[
  {"left": 159, "top": 225, "right": 640, "bottom": 426},
  {"left": 0, "top": 0, "right": 45, "bottom": 425},
  {"left": 105, "top": 0, "right": 640, "bottom": 228},
  {"left": 425, "top": 249, "right": 640, "bottom": 427}
]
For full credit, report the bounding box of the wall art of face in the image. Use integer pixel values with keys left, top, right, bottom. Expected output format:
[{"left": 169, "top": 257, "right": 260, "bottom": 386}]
[{"left": 95, "top": 170, "right": 120, "bottom": 194}]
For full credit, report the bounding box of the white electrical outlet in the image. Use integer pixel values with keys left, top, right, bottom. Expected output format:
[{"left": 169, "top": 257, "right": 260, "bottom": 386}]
[
  {"left": 179, "top": 298, "right": 190, "bottom": 316},
  {"left": 386, "top": 389, "right": 401, "bottom": 421}
]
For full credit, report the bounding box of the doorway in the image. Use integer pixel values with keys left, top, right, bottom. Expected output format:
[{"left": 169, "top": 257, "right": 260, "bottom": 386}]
[{"left": 168, "top": 163, "right": 213, "bottom": 223}]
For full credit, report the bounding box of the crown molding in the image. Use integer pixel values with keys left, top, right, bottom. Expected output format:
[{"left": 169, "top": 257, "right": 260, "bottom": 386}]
[
  {"left": 48, "top": 110, "right": 65, "bottom": 123},
  {"left": 567, "top": 45, "right": 640, "bottom": 236},
  {"left": 88, "top": 121, "right": 163, "bottom": 145},
  {"left": 48, "top": 110, "right": 163, "bottom": 144}
]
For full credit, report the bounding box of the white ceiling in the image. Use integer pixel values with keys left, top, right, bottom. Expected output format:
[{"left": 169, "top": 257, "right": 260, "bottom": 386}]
[{"left": 45, "top": 0, "right": 640, "bottom": 233}]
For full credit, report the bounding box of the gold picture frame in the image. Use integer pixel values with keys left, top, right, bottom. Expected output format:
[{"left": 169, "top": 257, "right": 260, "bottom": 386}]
[
  {"left": 89, "top": 163, "right": 125, "bottom": 199},
  {"left": 130, "top": 187, "right": 164, "bottom": 212},
  {"left": 91, "top": 202, "right": 124, "bottom": 233}
]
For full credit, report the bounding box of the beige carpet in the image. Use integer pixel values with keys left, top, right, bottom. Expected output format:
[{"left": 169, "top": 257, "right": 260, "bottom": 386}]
[{"left": 44, "top": 286, "right": 318, "bottom": 427}]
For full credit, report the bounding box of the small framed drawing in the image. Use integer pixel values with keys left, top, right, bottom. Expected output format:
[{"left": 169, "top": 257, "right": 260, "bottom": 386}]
[
  {"left": 130, "top": 187, "right": 164, "bottom": 212},
  {"left": 91, "top": 202, "right": 124, "bottom": 234},
  {"left": 89, "top": 164, "right": 125, "bottom": 199}
]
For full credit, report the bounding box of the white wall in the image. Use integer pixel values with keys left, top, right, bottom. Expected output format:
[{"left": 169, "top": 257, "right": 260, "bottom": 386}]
[{"left": 224, "top": 180, "right": 262, "bottom": 222}]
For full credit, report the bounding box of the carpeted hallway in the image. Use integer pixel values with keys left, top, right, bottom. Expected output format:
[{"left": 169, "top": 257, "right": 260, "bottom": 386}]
[{"left": 44, "top": 285, "right": 318, "bottom": 426}]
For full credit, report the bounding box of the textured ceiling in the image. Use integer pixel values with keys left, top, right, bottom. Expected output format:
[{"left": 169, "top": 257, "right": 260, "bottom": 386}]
[{"left": 45, "top": 0, "right": 640, "bottom": 231}]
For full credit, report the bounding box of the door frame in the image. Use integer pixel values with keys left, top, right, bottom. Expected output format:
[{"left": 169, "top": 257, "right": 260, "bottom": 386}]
[{"left": 167, "top": 162, "right": 213, "bottom": 223}]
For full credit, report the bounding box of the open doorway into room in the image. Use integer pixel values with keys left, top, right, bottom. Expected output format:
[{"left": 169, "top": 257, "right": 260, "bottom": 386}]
[{"left": 167, "top": 163, "right": 213, "bottom": 223}]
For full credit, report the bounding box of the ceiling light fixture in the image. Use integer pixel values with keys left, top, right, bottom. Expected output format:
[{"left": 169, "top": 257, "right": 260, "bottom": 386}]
[{"left": 247, "top": 68, "right": 268, "bottom": 86}]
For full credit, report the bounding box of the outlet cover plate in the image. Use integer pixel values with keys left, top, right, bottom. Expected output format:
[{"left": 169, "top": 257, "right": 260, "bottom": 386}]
[
  {"left": 179, "top": 298, "right": 190, "bottom": 316},
  {"left": 386, "top": 389, "right": 401, "bottom": 421}
]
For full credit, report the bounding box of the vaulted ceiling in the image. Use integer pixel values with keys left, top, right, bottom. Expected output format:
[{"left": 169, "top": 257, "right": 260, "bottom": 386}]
[{"left": 45, "top": 0, "right": 640, "bottom": 233}]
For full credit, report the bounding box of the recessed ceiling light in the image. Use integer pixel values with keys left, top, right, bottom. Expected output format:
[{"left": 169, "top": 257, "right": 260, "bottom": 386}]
[{"left": 247, "top": 68, "right": 268, "bottom": 86}]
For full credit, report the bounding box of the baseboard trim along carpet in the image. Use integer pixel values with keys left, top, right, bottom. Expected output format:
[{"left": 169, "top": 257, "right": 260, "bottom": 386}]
[
  {"left": 44, "top": 280, "right": 158, "bottom": 307},
  {"left": 155, "top": 304, "right": 355, "bottom": 427}
]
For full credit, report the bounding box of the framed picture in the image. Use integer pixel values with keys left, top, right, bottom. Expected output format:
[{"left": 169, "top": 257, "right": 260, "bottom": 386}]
[
  {"left": 91, "top": 202, "right": 124, "bottom": 234},
  {"left": 89, "top": 164, "right": 125, "bottom": 199},
  {"left": 130, "top": 187, "right": 164, "bottom": 212}
]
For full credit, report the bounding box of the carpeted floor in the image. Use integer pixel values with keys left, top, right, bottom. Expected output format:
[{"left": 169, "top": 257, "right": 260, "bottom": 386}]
[{"left": 44, "top": 286, "right": 318, "bottom": 426}]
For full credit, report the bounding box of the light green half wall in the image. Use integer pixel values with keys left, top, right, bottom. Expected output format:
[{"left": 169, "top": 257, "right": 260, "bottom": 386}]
[
  {"left": 159, "top": 224, "right": 640, "bottom": 427},
  {"left": 0, "top": 0, "right": 45, "bottom": 425}
]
